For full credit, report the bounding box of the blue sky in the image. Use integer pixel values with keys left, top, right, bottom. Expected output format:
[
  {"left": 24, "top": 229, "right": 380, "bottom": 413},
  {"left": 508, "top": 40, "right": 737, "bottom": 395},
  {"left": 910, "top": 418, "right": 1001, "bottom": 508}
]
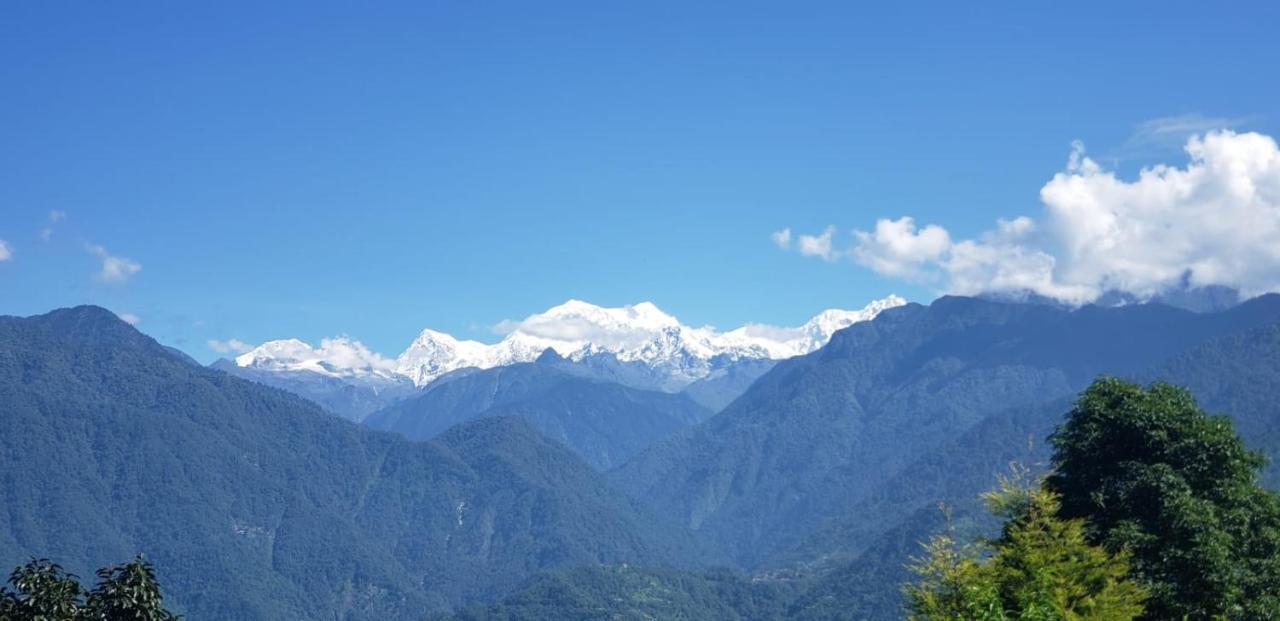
[{"left": 2, "top": 2, "right": 1279, "bottom": 361}]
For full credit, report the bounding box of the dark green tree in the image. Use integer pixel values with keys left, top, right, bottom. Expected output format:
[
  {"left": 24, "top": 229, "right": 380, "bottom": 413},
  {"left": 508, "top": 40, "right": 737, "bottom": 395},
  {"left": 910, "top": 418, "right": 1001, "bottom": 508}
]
[
  {"left": 83, "top": 556, "right": 180, "bottom": 621},
  {"left": 0, "top": 556, "right": 179, "bottom": 621},
  {"left": 0, "top": 559, "right": 84, "bottom": 620},
  {"left": 1046, "top": 378, "right": 1280, "bottom": 620}
]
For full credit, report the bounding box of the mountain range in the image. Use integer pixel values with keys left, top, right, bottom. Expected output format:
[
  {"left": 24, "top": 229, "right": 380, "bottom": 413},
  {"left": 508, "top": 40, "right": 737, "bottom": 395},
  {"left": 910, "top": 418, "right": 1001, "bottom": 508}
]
[
  {"left": 219, "top": 296, "right": 906, "bottom": 420},
  {"left": 6, "top": 294, "right": 1280, "bottom": 620}
]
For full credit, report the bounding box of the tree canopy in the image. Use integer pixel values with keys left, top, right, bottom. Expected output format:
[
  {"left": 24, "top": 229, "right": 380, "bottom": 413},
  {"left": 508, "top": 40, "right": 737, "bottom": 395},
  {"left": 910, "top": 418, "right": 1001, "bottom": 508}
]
[
  {"left": 0, "top": 555, "right": 180, "bottom": 621},
  {"left": 1047, "top": 378, "right": 1280, "bottom": 619}
]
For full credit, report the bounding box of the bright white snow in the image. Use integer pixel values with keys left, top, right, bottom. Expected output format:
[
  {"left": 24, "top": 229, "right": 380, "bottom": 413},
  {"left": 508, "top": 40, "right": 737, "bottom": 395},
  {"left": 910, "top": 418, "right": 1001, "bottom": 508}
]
[{"left": 235, "top": 296, "right": 907, "bottom": 388}]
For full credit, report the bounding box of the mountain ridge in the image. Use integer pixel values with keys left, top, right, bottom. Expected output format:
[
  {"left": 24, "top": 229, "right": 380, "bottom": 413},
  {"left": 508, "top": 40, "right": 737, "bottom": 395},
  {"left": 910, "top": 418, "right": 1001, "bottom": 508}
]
[{"left": 610, "top": 294, "right": 1280, "bottom": 569}]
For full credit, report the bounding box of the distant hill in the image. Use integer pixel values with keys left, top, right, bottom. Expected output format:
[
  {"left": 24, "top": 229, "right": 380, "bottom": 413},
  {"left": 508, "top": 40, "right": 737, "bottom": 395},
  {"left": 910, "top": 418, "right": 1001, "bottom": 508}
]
[
  {"left": 0, "top": 306, "right": 689, "bottom": 619},
  {"left": 364, "top": 355, "right": 712, "bottom": 470}
]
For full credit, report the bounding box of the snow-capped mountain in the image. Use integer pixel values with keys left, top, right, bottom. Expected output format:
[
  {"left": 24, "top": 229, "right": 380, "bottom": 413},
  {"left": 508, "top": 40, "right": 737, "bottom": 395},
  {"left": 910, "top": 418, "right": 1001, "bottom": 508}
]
[
  {"left": 219, "top": 295, "right": 906, "bottom": 418},
  {"left": 235, "top": 336, "right": 404, "bottom": 383},
  {"left": 394, "top": 295, "right": 906, "bottom": 387},
  {"left": 222, "top": 336, "right": 418, "bottom": 421}
]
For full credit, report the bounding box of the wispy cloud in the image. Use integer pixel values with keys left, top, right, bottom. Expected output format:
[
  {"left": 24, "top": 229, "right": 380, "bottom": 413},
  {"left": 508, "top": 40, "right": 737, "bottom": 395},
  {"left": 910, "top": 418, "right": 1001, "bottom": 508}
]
[
  {"left": 118, "top": 312, "right": 141, "bottom": 325},
  {"left": 1114, "top": 113, "right": 1248, "bottom": 158},
  {"left": 87, "top": 243, "right": 141, "bottom": 284},
  {"left": 208, "top": 338, "right": 253, "bottom": 354},
  {"left": 777, "top": 130, "right": 1280, "bottom": 305},
  {"left": 40, "top": 210, "right": 67, "bottom": 242},
  {"left": 0, "top": 240, "right": 11, "bottom": 262}
]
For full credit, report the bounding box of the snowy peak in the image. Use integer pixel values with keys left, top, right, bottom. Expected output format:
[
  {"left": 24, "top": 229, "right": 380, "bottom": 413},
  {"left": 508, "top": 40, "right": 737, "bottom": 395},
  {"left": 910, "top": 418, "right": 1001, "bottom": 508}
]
[
  {"left": 800, "top": 294, "right": 909, "bottom": 343},
  {"left": 712, "top": 294, "right": 908, "bottom": 359},
  {"left": 395, "top": 328, "right": 501, "bottom": 387},
  {"left": 395, "top": 296, "right": 906, "bottom": 386},
  {"left": 229, "top": 296, "right": 908, "bottom": 389},
  {"left": 235, "top": 336, "right": 402, "bottom": 382},
  {"left": 507, "top": 299, "right": 682, "bottom": 351}
]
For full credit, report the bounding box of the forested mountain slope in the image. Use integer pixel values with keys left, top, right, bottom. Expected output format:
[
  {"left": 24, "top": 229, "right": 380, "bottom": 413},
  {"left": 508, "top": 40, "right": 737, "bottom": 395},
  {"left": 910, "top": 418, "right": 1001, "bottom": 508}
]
[{"left": 0, "top": 306, "right": 688, "bottom": 619}]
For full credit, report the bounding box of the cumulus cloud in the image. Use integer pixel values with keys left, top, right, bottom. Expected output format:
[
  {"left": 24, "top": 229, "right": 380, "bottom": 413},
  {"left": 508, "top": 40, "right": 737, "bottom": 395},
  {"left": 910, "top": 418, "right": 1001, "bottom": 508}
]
[
  {"left": 87, "top": 244, "right": 141, "bottom": 284},
  {"left": 778, "top": 130, "right": 1280, "bottom": 305},
  {"left": 850, "top": 217, "right": 951, "bottom": 280},
  {"left": 117, "top": 312, "right": 141, "bottom": 325},
  {"left": 0, "top": 240, "right": 11, "bottom": 262},
  {"left": 208, "top": 338, "right": 253, "bottom": 354}
]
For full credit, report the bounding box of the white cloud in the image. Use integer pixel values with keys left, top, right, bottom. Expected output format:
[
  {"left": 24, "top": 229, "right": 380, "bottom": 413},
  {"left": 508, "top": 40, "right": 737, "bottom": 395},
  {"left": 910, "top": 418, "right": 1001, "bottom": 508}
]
[
  {"left": 208, "top": 338, "right": 253, "bottom": 354},
  {"left": 850, "top": 217, "right": 951, "bottom": 280},
  {"left": 491, "top": 300, "right": 681, "bottom": 352},
  {"left": 312, "top": 337, "right": 399, "bottom": 372},
  {"left": 0, "top": 240, "right": 11, "bottom": 262},
  {"left": 779, "top": 130, "right": 1280, "bottom": 305},
  {"left": 87, "top": 244, "right": 141, "bottom": 284},
  {"left": 117, "top": 312, "right": 141, "bottom": 325},
  {"left": 770, "top": 228, "right": 792, "bottom": 250},
  {"left": 797, "top": 226, "right": 839, "bottom": 261}
]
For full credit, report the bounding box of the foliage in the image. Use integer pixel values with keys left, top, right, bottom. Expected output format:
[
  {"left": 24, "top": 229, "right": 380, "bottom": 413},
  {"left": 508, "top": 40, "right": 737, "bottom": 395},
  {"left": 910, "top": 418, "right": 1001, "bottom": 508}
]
[
  {"left": 905, "top": 466, "right": 1147, "bottom": 621},
  {"left": 0, "top": 556, "right": 179, "bottom": 621},
  {"left": 1046, "top": 378, "right": 1280, "bottom": 620}
]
